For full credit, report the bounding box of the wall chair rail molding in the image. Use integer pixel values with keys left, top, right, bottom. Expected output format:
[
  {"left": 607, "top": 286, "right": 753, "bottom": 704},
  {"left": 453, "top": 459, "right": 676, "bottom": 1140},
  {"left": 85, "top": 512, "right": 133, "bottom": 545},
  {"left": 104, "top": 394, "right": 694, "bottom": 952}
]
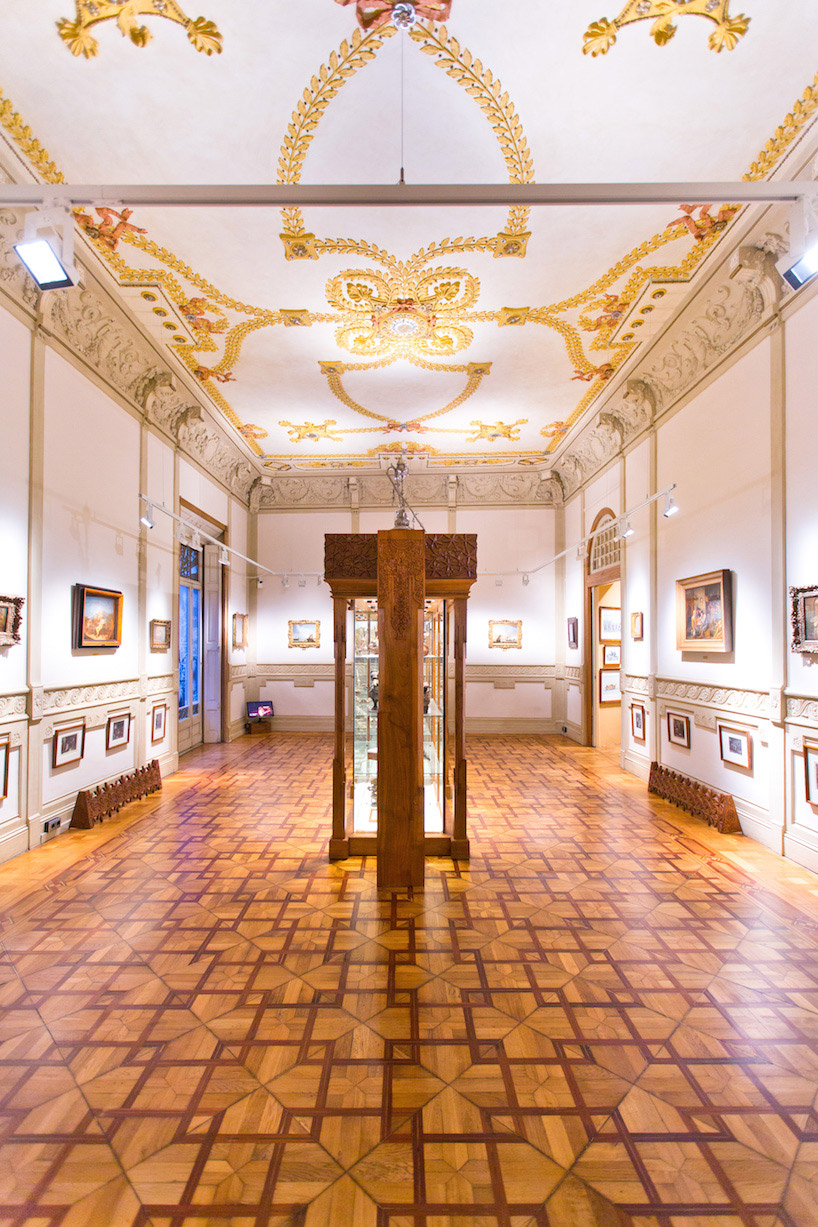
[
  {"left": 0, "top": 694, "right": 28, "bottom": 724},
  {"left": 42, "top": 679, "right": 140, "bottom": 716},
  {"left": 656, "top": 678, "right": 772, "bottom": 718},
  {"left": 786, "top": 694, "right": 818, "bottom": 726}
]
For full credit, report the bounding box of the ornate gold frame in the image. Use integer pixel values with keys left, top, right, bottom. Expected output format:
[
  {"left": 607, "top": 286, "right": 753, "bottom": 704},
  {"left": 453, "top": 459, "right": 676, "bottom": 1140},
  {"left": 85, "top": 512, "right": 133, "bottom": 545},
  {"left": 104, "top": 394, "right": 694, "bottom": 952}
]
[
  {"left": 232, "top": 612, "right": 249, "bottom": 650},
  {"left": 488, "top": 619, "right": 522, "bottom": 650},
  {"left": 149, "top": 619, "right": 171, "bottom": 652},
  {"left": 288, "top": 619, "right": 320, "bottom": 649}
]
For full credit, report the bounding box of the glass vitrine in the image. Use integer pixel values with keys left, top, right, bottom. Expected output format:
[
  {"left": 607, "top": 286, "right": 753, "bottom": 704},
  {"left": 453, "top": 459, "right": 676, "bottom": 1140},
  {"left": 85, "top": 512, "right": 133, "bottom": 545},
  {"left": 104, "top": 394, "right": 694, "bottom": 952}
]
[{"left": 351, "top": 598, "right": 449, "bottom": 835}]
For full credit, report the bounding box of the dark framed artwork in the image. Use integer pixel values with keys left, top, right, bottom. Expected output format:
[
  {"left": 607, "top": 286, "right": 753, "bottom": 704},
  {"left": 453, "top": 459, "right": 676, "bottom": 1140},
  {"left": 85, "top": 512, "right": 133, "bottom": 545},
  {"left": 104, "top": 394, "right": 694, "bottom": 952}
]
[
  {"left": 631, "top": 703, "right": 645, "bottom": 742},
  {"left": 631, "top": 611, "right": 643, "bottom": 641},
  {"left": 790, "top": 585, "right": 818, "bottom": 654},
  {"left": 151, "top": 702, "right": 167, "bottom": 744},
  {"left": 718, "top": 723, "right": 752, "bottom": 770},
  {"left": 52, "top": 721, "right": 86, "bottom": 768},
  {"left": 74, "top": 585, "right": 123, "bottom": 649},
  {"left": 599, "top": 606, "right": 621, "bottom": 644},
  {"left": 0, "top": 596, "right": 24, "bottom": 646},
  {"left": 0, "top": 738, "right": 9, "bottom": 801},
  {"left": 805, "top": 740, "right": 818, "bottom": 805},
  {"left": 106, "top": 712, "right": 132, "bottom": 751},
  {"left": 666, "top": 710, "right": 691, "bottom": 749},
  {"left": 150, "top": 619, "right": 171, "bottom": 652},
  {"left": 675, "top": 569, "right": 732, "bottom": 653},
  {"left": 567, "top": 617, "right": 579, "bottom": 650}
]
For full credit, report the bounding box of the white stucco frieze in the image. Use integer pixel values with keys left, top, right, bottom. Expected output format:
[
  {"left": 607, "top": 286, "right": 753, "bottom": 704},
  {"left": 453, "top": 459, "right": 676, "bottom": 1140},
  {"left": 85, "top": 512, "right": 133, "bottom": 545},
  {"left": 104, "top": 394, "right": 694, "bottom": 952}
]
[{"left": 657, "top": 678, "right": 771, "bottom": 717}]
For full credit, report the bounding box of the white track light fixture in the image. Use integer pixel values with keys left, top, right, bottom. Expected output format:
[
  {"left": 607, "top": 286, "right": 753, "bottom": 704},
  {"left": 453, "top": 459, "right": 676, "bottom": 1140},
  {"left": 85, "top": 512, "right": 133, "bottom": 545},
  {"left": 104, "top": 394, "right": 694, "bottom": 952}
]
[
  {"left": 139, "top": 500, "right": 155, "bottom": 530},
  {"left": 14, "top": 206, "right": 79, "bottom": 290},
  {"left": 281, "top": 575, "right": 290, "bottom": 589},
  {"left": 663, "top": 491, "right": 679, "bottom": 518},
  {"left": 218, "top": 546, "right": 229, "bottom": 567},
  {"left": 522, "top": 574, "right": 530, "bottom": 586},
  {"left": 618, "top": 517, "right": 635, "bottom": 540}
]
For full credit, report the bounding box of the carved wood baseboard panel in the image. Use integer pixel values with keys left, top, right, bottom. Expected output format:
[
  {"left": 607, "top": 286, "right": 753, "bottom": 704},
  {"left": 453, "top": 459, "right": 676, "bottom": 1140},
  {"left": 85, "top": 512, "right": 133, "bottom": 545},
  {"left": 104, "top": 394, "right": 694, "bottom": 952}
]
[
  {"left": 648, "top": 761, "right": 741, "bottom": 835},
  {"left": 70, "top": 760, "right": 162, "bottom": 830}
]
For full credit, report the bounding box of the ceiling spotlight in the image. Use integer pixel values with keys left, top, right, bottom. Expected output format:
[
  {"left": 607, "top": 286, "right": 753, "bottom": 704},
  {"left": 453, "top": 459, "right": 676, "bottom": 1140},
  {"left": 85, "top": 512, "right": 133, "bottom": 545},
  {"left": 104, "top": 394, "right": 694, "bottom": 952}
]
[
  {"left": 522, "top": 574, "right": 530, "bottom": 586},
  {"left": 776, "top": 203, "right": 818, "bottom": 289},
  {"left": 14, "top": 206, "right": 79, "bottom": 290},
  {"left": 663, "top": 491, "right": 679, "bottom": 518},
  {"left": 251, "top": 576, "right": 263, "bottom": 587},
  {"left": 281, "top": 575, "right": 290, "bottom": 589},
  {"left": 618, "top": 518, "right": 635, "bottom": 540},
  {"left": 218, "top": 546, "right": 229, "bottom": 567},
  {"left": 139, "top": 500, "right": 155, "bottom": 530}
]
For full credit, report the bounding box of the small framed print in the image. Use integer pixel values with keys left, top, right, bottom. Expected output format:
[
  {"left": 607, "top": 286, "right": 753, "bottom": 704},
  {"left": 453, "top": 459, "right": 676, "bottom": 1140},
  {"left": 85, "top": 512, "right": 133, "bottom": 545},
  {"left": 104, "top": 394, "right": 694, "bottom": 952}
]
[
  {"left": 0, "top": 595, "right": 24, "bottom": 646},
  {"left": 288, "top": 619, "right": 320, "bottom": 649},
  {"left": 599, "top": 606, "right": 621, "bottom": 644},
  {"left": 0, "top": 738, "right": 9, "bottom": 800},
  {"left": 719, "top": 724, "right": 752, "bottom": 771},
  {"left": 666, "top": 710, "right": 691, "bottom": 749},
  {"left": 52, "top": 721, "right": 86, "bottom": 768},
  {"left": 676, "top": 569, "right": 732, "bottom": 653},
  {"left": 74, "top": 585, "right": 123, "bottom": 649},
  {"left": 488, "top": 619, "right": 522, "bottom": 649},
  {"left": 603, "top": 644, "right": 621, "bottom": 666},
  {"left": 233, "top": 612, "right": 249, "bottom": 650},
  {"left": 790, "top": 585, "right": 818, "bottom": 654},
  {"left": 631, "top": 703, "right": 646, "bottom": 742},
  {"left": 150, "top": 619, "right": 171, "bottom": 652},
  {"left": 567, "top": 616, "right": 579, "bottom": 650},
  {"left": 804, "top": 740, "right": 818, "bottom": 805},
  {"left": 151, "top": 702, "right": 167, "bottom": 744},
  {"left": 631, "top": 611, "right": 644, "bottom": 641},
  {"left": 106, "top": 712, "right": 131, "bottom": 751},
  {"left": 599, "top": 668, "right": 621, "bottom": 703}
]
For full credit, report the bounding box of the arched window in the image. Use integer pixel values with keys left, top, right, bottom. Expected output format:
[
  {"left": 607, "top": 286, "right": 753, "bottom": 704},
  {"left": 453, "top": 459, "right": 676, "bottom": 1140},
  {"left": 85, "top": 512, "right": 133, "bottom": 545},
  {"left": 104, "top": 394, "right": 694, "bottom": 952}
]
[{"left": 589, "top": 512, "right": 620, "bottom": 575}]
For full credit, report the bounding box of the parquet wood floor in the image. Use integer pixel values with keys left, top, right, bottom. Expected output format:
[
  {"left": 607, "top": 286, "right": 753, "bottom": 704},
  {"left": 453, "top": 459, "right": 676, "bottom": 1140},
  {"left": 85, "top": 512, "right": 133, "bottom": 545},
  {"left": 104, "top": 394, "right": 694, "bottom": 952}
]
[{"left": 1, "top": 734, "right": 817, "bottom": 1225}]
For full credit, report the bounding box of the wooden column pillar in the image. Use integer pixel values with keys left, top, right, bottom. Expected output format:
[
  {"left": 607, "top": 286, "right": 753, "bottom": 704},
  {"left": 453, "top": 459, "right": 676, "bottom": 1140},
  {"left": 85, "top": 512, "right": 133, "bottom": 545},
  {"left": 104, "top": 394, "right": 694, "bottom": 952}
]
[
  {"left": 329, "top": 596, "right": 348, "bottom": 859},
  {"left": 377, "top": 530, "right": 425, "bottom": 889},
  {"left": 451, "top": 596, "right": 469, "bottom": 859}
]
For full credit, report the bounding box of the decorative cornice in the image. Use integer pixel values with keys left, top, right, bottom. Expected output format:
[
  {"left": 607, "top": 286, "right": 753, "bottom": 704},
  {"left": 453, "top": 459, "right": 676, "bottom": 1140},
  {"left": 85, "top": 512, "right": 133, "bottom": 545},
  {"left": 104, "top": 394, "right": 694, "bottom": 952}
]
[
  {"left": 465, "top": 663, "right": 555, "bottom": 683},
  {"left": 147, "top": 674, "right": 176, "bottom": 695},
  {"left": 623, "top": 673, "right": 649, "bottom": 694},
  {"left": 257, "top": 469, "right": 562, "bottom": 510},
  {"left": 786, "top": 694, "right": 818, "bottom": 724},
  {"left": 253, "top": 663, "right": 335, "bottom": 681},
  {"left": 657, "top": 677, "right": 771, "bottom": 717},
  {"left": 44, "top": 679, "right": 140, "bottom": 714},
  {"left": 0, "top": 693, "right": 27, "bottom": 721}
]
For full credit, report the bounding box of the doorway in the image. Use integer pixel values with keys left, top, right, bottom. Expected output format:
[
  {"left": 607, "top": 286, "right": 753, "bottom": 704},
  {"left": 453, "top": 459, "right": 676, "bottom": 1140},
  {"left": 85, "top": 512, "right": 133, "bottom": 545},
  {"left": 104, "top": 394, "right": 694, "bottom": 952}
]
[
  {"left": 584, "top": 510, "right": 621, "bottom": 749},
  {"left": 177, "top": 541, "right": 203, "bottom": 754}
]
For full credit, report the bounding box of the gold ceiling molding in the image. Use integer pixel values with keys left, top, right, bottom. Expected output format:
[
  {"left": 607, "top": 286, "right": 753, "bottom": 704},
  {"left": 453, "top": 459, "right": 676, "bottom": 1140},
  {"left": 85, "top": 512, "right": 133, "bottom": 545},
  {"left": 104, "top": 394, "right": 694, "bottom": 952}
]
[
  {"left": 466, "top": 420, "right": 526, "bottom": 443},
  {"left": 57, "top": 2, "right": 222, "bottom": 59},
  {"left": 320, "top": 357, "right": 491, "bottom": 428},
  {"left": 280, "top": 420, "right": 343, "bottom": 443},
  {"left": 335, "top": 0, "right": 451, "bottom": 30},
  {"left": 583, "top": 2, "right": 750, "bottom": 58}
]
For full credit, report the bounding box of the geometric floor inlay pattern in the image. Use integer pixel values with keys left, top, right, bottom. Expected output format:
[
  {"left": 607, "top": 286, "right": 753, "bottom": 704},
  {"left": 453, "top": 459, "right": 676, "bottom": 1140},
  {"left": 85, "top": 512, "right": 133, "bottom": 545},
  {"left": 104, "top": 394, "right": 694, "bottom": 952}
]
[{"left": 1, "top": 732, "right": 817, "bottom": 1225}]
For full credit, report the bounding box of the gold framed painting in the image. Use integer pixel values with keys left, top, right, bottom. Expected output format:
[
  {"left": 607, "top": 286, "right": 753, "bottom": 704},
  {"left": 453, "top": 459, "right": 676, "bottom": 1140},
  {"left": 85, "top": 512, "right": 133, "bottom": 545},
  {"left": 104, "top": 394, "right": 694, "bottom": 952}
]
[
  {"left": 150, "top": 619, "right": 171, "bottom": 652},
  {"left": 790, "top": 585, "right": 818, "bottom": 654},
  {"left": 0, "top": 595, "right": 24, "bottom": 646},
  {"left": 232, "top": 612, "right": 249, "bottom": 650},
  {"left": 488, "top": 620, "right": 522, "bottom": 649},
  {"left": 74, "top": 585, "right": 123, "bottom": 649},
  {"left": 288, "top": 619, "right": 320, "bottom": 649},
  {"left": 675, "top": 569, "right": 732, "bottom": 653},
  {"left": 631, "top": 611, "right": 644, "bottom": 641}
]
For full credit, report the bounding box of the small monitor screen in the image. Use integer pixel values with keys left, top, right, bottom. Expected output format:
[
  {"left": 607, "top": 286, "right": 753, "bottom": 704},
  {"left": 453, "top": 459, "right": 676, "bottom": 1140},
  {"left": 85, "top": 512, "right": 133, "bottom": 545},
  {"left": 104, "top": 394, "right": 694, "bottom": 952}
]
[{"left": 247, "top": 701, "right": 273, "bottom": 719}]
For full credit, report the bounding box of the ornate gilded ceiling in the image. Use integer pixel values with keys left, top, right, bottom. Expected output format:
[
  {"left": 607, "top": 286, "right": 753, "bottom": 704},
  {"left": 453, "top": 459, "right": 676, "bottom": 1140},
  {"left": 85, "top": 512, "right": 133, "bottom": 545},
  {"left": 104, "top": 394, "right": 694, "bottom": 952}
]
[{"left": 1, "top": 2, "right": 817, "bottom": 472}]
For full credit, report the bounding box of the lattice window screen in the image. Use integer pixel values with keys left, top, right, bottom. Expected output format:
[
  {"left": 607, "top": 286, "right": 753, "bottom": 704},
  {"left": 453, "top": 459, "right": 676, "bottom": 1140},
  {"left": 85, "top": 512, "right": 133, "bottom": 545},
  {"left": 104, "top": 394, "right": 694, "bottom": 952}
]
[{"left": 590, "top": 517, "right": 620, "bottom": 573}]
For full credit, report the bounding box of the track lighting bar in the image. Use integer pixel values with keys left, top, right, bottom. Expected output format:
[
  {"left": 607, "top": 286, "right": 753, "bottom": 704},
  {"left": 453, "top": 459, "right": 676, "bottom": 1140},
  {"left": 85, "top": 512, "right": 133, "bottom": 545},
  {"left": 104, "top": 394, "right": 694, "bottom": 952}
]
[{"left": 1, "top": 182, "right": 816, "bottom": 210}]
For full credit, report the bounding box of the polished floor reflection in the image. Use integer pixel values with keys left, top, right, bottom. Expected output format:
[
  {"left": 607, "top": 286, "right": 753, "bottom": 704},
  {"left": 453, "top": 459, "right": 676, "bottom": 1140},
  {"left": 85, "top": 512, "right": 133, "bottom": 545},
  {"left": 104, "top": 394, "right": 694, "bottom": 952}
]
[{"left": 0, "top": 733, "right": 817, "bottom": 1225}]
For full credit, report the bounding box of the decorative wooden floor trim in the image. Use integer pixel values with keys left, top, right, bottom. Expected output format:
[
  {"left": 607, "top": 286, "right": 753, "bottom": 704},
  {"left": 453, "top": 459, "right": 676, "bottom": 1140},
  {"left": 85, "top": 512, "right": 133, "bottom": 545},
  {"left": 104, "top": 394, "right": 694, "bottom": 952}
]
[
  {"left": 69, "top": 759, "right": 162, "bottom": 829},
  {"left": 649, "top": 759, "right": 742, "bottom": 833}
]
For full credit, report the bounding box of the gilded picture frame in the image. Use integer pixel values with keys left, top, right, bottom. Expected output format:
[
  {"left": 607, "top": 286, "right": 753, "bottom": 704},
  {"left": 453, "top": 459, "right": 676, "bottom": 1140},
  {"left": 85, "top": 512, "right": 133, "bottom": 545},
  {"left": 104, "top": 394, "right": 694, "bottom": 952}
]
[
  {"left": 52, "top": 720, "right": 86, "bottom": 768},
  {"left": 567, "top": 616, "right": 579, "bottom": 649},
  {"left": 804, "top": 740, "right": 818, "bottom": 806},
  {"left": 288, "top": 619, "right": 320, "bottom": 649},
  {"left": 790, "top": 585, "right": 818, "bottom": 654},
  {"left": 150, "top": 619, "right": 171, "bottom": 652},
  {"left": 666, "top": 709, "right": 691, "bottom": 749},
  {"left": 106, "top": 712, "right": 132, "bottom": 751},
  {"left": 74, "top": 585, "right": 123, "bottom": 649},
  {"left": 151, "top": 702, "right": 167, "bottom": 744},
  {"left": 488, "top": 619, "right": 522, "bottom": 649},
  {"left": 675, "top": 569, "right": 732, "bottom": 653},
  {"left": 232, "top": 612, "right": 249, "bottom": 650},
  {"left": 0, "top": 595, "right": 24, "bottom": 646},
  {"left": 631, "top": 611, "right": 644, "bottom": 641},
  {"left": 718, "top": 723, "right": 752, "bottom": 771}
]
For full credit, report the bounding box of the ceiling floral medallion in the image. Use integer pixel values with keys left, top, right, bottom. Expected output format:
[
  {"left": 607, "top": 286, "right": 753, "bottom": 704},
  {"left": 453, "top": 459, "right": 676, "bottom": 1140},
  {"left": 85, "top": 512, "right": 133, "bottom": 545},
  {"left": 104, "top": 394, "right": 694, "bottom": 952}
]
[
  {"left": 327, "top": 266, "right": 478, "bottom": 358},
  {"left": 57, "top": 2, "right": 222, "bottom": 58},
  {"left": 583, "top": 1, "right": 750, "bottom": 56},
  {"left": 335, "top": 0, "right": 451, "bottom": 30}
]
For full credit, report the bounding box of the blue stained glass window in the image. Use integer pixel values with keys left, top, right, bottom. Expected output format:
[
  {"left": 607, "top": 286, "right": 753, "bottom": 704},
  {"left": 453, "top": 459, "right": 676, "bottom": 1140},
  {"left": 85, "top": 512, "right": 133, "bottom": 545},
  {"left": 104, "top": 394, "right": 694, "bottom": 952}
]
[
  {"left": 179, "top": 584, "right": 190, "bottom": 715},
  {"left": 191, "top": 587, "right": 200, "bottom": 714}
]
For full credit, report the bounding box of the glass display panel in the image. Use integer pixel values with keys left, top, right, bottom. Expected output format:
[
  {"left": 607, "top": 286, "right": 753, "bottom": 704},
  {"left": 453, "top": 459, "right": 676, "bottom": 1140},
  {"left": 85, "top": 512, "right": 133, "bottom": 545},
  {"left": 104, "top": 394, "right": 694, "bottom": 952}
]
[
  {"left": 423, "top": 600, "right": 446, "bottom": 834},
  {"left": 352, "top": 601, "right": 379, "bottom": 834},
  {"left": 178, "top": 583, "right": 190, "bottom": 719}
]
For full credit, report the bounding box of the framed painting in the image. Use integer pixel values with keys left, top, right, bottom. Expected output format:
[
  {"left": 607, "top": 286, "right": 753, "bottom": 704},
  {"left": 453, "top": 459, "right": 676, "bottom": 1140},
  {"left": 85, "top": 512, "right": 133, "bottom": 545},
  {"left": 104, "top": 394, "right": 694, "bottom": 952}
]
[
  {"left": 599, "top": 668, "right": 621, "bottom": 703},
  {"left": 150, "top": 619, "right": 171, "bottom": 652},
  {"left": 106, "top": 712, "right": 131, "bottom": 751},
  {"left": 74, "top": 585, "right": 123, "bottom": 649},
  {"left": 603, "top": 644, "right": 621, "bottom": 666},
  {"left": 151, "top": 702, "right": 167, "bottom": 744},
  {"left": 599, "top": 606, "right": 621, "bottom": 644},
  {"left": 488, "top": 619, "right": 522, "bottom": 649},
  {"left": 666, "top": 710, "right": 691, "bottom": 749},
  {"left": 675, "top": 569, "right": 732, "bottom": 653},
  {"left": 790, "top": 585, "right": 818, "bottom": 654},
  {"left": 719, "top": 723, "right": 752, "bottom": 770},
  {"left": 805, "top": 740, "right": 818, "bottom": 805},
  {"left": 0, "top": 738, "right": 8, "bottom": 801},
  {"left": 233, "top": 612, "right": 249, "bottom": 650},
  {"left": 0, "top": 595, "right": 24, "bottom": 646},
  {"left": 52, "top": 721, "right": 86, "bottom": 768},
  {"left": 631, "top": 702, "right": 646, "bottom": 742},
  {"left": 567, "top": 616, "right": 579, "bottom": 650},
  {"left": 631, "top": 611, "right": 644, "bottom": 641},
  {"left": 288, "top": 619, "right": 320, "bottom": 649}
]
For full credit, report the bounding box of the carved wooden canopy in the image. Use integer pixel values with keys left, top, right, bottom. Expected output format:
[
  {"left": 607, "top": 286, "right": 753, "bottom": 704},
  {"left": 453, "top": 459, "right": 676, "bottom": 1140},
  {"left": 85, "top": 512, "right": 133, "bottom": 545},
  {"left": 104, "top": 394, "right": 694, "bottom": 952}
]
[{"left": 324, "top": 532, "right": 477, "bottom": 598}]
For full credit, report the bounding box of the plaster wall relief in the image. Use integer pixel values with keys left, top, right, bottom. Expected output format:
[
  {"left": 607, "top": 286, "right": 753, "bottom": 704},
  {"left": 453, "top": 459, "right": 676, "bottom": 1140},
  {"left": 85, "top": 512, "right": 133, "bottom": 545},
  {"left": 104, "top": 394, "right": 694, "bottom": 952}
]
[
  {"left": 257, "top": 469, "right": 564, "bottom": 510},
  {"left": 786, "top": 695, "right": 818, "bottom": 726},
  {"left": 657, "top": 678, "right": 772, "bottom": 718},
  {"left": 0, "top": 695, "right": 27, "bottom": 723}
]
